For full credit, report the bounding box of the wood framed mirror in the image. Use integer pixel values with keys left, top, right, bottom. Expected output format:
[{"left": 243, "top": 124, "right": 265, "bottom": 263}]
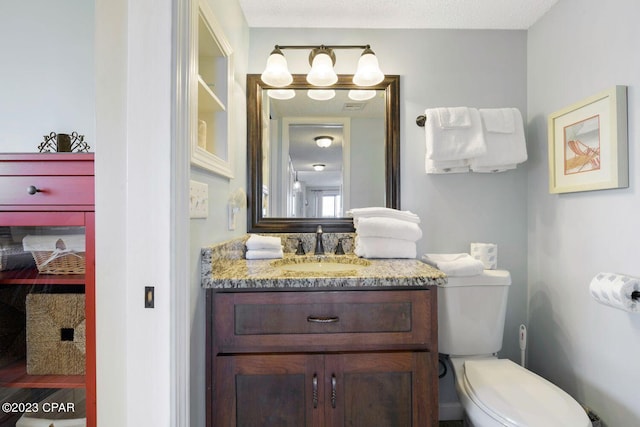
[{"left": 247, "top": 74, "right": 400, "bottom": 232}]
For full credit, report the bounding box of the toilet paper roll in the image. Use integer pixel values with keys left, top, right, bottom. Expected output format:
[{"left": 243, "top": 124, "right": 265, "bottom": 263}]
[
  {"left": 198, "top": 120, "right": 207, "bottom": 149},
  {"left": 470, "top": 242, "right": 497, "bottom": 269},
  {"left": 589, "top": 272, "right": 640, "bottom": 313}
]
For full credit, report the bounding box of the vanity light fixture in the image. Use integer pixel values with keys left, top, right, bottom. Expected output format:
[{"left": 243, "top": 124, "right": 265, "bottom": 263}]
[
  {"left": 267, "top": 89, "right": 296, "bottom": 100},
  {"left": 260, "top": 44, "right": 385, "bottom": 88},
  {"left": 312, "top": 163, "right": 326, "bottom": 171},
  {"left": 314, "top": 136, "right": 333, "bottom": 148},
  {"left": 293, "top": 171, "right": 302, "bottom": 192},
  {"left": 307, "top": 89, "right": 335, "bottom": 101},
  {"left": 348, "top": 89, "right": 377, "bottom": 101}
]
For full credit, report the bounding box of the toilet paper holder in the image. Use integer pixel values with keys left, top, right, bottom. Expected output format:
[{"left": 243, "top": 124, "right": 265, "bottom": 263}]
[{"left": 633, "top": 291, "right": 640, "bottom": 300}]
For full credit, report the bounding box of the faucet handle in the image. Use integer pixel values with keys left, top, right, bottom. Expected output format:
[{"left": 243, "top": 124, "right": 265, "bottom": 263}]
[
  {"left": 334, "top": 237, "right": 352, "bottom": 255},
  {"left": 288, "top": 238, "right": 306, "bottom": 255}
]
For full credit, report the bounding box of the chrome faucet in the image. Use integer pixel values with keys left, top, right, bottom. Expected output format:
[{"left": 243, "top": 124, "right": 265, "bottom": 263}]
[{"left": 314, "top": 225, "right": 325, "bottom": 255}]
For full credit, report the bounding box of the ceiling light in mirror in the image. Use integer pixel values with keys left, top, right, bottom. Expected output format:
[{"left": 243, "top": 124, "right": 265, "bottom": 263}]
[
  {"left": 267, "top": 89, "right": 296, "bottom": 100},
  {"left": 348, "top": 89, "right": 377, "bottom": 101},
  {"left": 312, "top": 163, "right": 326, "bottom": 171},
  {"left": 260, "top": 47, "right": 293, "bottom": 87},
  {"left": 307, "top": 89, "right": 336, "bottom": 101},
  {"left": 314, "top": 136, "right": 333, "bottom": 148}
]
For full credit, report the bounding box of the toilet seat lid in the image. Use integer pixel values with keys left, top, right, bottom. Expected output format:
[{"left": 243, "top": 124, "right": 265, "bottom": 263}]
[{"left": 463, "top": 359, "right": 590, "bottom": 427}]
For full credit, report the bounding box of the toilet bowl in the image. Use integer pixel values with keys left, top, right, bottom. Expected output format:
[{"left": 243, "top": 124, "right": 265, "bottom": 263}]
[
  {"left": 437, "top": 270, "right": 591, "bottom": 426},
  {"left": 449, "top": 356, "right": 591, "bottom": 426}
]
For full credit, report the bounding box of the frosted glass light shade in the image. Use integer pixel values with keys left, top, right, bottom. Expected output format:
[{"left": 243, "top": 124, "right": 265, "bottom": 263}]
[
  {"left": 315, "top": 136, "right": 333, "bottom": 148},
  {"left": 348, "top": 89, "right": 377, "bottom": 101},
  {"left": 312, "top": 163, "right": 326, "bottom": 171},
  {"left": 307, "top": 52, "right": 338, "bottom": 86},
  {"left": 261, "top": 50, "right": 293, "bottom": 87},
  {"left": 267, "top": 89, "right": 296, "bottom": 100},
  {"left": 307, "top": 89, "right": 335, "bottom": 101},
  {"left": 353, "top": 50, "right": 384, "bottom": 86}
]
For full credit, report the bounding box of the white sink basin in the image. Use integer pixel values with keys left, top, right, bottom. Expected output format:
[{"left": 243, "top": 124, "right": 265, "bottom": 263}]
[{"left": 271, "top": 257, "right": 370, "bottom": 275}]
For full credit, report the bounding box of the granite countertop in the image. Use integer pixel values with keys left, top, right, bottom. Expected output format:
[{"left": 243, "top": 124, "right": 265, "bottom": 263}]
[{"left": 202, "top": 243, "right": 446, "bottom": 290}]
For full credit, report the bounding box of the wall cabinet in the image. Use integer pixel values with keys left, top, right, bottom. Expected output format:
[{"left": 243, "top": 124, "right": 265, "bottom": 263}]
[
  {"left": 0, "top": 153, "right": 95, "bottom": 426},
  {"left": 207, "top": 288, "right": 438, "bottom": 426},
  {"left": 192, "top": 0, "right": 234, "bottom": 177}
]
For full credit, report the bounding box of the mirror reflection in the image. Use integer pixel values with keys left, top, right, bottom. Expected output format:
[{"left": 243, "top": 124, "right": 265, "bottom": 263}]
[
  {"left": 263, "top": 89, "right": 386, "bottom": 219},
  {"left": 247, "top": 74, "right": 400, "bottom": 233}
]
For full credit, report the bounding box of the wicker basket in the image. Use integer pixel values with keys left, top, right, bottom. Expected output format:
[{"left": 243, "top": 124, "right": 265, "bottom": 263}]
[
  {"left": 30, "top": 250, "right": 85, "bottom": 275},
  {"left": 26, "top": 293, "right": 86, "bottom": 375}
]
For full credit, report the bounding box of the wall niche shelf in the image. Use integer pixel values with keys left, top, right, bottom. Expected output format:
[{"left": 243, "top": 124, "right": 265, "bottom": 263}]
[{"left": 192, "top": 0, "right": 234, "bottom": 178}]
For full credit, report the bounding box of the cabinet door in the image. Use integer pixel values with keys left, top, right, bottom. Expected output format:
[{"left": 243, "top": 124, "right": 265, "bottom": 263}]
[
  {"left": 326, "top": 352, "right": 435, "bottom": 427},
  {"left": 215, "top": 354, "right": 324, "bottom": 427}
]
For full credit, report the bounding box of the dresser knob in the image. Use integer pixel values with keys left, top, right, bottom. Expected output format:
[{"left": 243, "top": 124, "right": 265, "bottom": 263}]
[{"left": 27, "top": 185, "right": 41, "bottom": 195}]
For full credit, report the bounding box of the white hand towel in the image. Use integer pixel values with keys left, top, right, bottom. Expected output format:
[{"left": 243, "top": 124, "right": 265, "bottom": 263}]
[
  {"left": 22, "top": 234, "right": 85, "bottom": 252},
  {"left": 354, "top": 236, "right": 416, "bottom": 259},
  {"left": 347, "top": 207, "right": 420, "bottom": 224},
  {"left": 437, "top": 107, "right": 471, "bottom": 129},
  {"left": 479, "top": 108, "right": 515, "bottom": 133},
  {"left": 471, "top": 108, "right": 527, "bottom": 172},
  {"left": 246, "top": 234, "right": 282, "bottom": 250},
  {"left": 245, "top": 248, "right": 284, "bottom": 260},
  {"left": 589, "top": 272, "right": 640, "bottom": 312},
  {"left": 421, "top": 253, "right": 484, "bottom": 277},
  {"left": 425, "top": 158, "right": 470, "bottom": 174},
  {"left": 355, "top": 217, "right": 423, "bottom": 242},
  {"left": 425, "top": 107, "right": 486, "bottom": 161}
]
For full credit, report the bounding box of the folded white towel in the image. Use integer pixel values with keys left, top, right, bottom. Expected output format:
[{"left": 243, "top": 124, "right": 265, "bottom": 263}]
[
  {"left": 245, "top": 248, "right": 284, "bottom": 260},
  {"left": 589, "top": 272, "right": 640, "bottom": 312},
  {"left": 479, "top": 108, "right": 515, "bottom": 133},
  {"left": 421, "top": 253, "right": 484, "bottom": 277},
  {"left": 246, "top": 234, "right": 282, "bottom": 250},
  {"left": 437, "top": 107, "right": 471, "bottom": 129},
  {"left": 470, "top": 108, "right": 527, "bottom": 172},
  {"left": 355, "top": 217, "right": 423, "bottom": 242},
  {"left": 22, "top": 235, "right": 85, "bottom": 252},
  {"left": 425, "top": 107, "right": 486, "bottom": 161},
  {"left": 354, "top": 236, "right": 416, "bottom": 259},
  {"left": 347, "top": 207, "right": 420, "bottom": 224},
  {"left": 425, "top": 158, "right": 470, "bottom": 174}
]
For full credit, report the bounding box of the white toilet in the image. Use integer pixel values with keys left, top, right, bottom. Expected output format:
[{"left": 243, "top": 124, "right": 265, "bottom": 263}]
[{"left": 438, "top": 270, "right": 591, "bottom": 426}]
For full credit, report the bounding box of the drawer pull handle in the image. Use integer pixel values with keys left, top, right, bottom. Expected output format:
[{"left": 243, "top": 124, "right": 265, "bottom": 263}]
[
  {"left": 331, "top": 374, "right": 337, "bottom": 408},
  {"left": 307, "top": 316, "right": 339, "bottom": 324},
  {"left": 27, "top": 185, "right": 42, "bottom": 195},
  {"left": 312, "top": 374, "right": 318, "bottom": 408}
]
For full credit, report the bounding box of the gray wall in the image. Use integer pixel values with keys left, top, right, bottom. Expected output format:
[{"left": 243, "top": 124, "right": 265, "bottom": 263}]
[
  {"left": 527, "top": 0, "right": 640, "bottom": 424},
  {"left": 249, "top": 28, "right": 528, "bottom": 361}
]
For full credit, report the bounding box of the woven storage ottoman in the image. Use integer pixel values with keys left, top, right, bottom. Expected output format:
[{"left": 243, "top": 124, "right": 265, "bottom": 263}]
[{"left": 25, "top": 294, "right": 85, "bottom": 375}]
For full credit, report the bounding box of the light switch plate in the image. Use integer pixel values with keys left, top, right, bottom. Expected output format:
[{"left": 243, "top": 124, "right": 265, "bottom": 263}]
[{"left": 189, "top": 180, "right": 208, "bottom": 218}]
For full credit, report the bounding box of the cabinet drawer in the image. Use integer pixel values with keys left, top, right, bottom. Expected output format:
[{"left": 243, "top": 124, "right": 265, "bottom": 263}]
[
  {"left": 0, "top": 176, "right": 94, "bottom": 206},
  {"left": 213, "top": 289, "right": 435, "bottom": 353}
]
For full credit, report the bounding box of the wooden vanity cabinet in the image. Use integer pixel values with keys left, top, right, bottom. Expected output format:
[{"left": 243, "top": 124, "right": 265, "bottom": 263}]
[{"left": 206, "top": 288, "right": 438, "bottom": 426}]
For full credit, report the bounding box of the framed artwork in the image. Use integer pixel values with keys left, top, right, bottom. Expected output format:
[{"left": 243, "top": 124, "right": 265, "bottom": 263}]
[{"left": 548, "top": 86, "right": 628, "bottom": 194}]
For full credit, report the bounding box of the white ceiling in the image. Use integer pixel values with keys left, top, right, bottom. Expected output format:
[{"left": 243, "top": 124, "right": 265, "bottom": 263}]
[{"left": 239, "top": 0, "right": 559, "bottom": 30}]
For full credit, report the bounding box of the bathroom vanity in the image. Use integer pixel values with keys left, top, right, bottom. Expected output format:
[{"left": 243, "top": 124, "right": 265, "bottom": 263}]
[{"left": 202, "top": 238, "right": 445, "bottom": 426}]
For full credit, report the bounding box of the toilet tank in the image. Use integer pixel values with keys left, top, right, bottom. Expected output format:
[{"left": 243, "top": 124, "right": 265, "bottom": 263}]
[{"left": 438, "top": 270, "right": 511, "bottom": 356}]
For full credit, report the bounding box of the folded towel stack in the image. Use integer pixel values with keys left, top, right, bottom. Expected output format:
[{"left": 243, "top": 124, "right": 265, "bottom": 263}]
[
  {"left": 421, "top": 253, "right": 484, "bottom": 277},
  {"left": 423, "top": 107, "right": 527, "bottom": 174},
  {"left": 245, "top": 235, "right": 283, "bottom": 260},
  {"left": 347, "top": 207, "right": 422, "bottom": 259}
]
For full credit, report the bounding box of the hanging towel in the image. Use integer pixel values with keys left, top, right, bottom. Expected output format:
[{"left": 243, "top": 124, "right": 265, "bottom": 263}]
[
  {"left": 436, "top": 107, "right": 472, "bottom": 129},
  {"left": 424, "top": 107, "right": 486, "bottom": 161},
  {"left": 425, "top": 158, "right": 470, "bottom": 174},
  {"left": 421, "top": 253, "right": 484, "bottom": 277},
  {"left": 470, "top": 108, "right": 527, "bottom": 172},
  {"left": 347, "top": 207, "right": 420, "bottom": 224},
  {"left": 354, "top": 236, "right": 416, "bottom": 259},
  {"left": 354, "top": 217, "right": 422, "bottom": 242},
  {"left": 479, "top": 108, "right": 515, "bottom": 133},
  {"left": 246, "top": 234, "right": 282, "bottom": 250},
  {"left": 589, "top": 272, "right": 640, "bottom": 313}
]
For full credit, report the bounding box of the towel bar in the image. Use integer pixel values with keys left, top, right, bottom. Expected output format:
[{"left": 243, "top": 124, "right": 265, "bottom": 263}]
[{"left": 416, "top": 114, "right": 426, "bottom": 127}]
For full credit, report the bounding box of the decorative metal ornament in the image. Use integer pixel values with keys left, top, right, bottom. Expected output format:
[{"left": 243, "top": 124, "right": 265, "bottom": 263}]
[{"left": 38, "top": 131, "right": 91, "bottom": 153}]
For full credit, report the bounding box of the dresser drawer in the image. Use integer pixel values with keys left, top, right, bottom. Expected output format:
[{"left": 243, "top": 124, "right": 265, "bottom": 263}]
[
  {"left": 0, "top": 176, "right": 94, "bottom": 206},
  {"left": 213, "top": 289, "right": 435, "bottom": 353}
]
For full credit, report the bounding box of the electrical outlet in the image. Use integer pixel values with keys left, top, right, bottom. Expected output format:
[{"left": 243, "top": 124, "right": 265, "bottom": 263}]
[{"left": 189, "top": 180, "right": 208, "bottom": 218}]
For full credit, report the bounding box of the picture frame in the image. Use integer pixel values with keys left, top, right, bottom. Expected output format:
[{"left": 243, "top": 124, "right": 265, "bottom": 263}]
[{"left": 548, "top": 86, "right": 628, "bottom": 194}]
